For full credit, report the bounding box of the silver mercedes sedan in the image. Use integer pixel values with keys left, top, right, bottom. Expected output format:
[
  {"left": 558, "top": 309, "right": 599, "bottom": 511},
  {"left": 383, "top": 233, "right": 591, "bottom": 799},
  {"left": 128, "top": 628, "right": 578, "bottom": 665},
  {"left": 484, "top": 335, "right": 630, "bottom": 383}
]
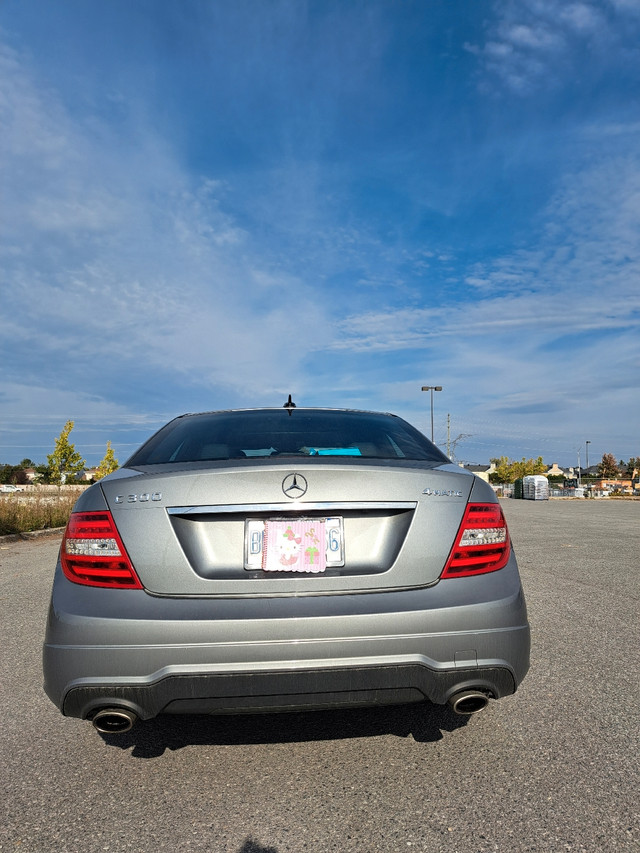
[{"left": 43, "top": 403, "right": 530, "bottom": 734}]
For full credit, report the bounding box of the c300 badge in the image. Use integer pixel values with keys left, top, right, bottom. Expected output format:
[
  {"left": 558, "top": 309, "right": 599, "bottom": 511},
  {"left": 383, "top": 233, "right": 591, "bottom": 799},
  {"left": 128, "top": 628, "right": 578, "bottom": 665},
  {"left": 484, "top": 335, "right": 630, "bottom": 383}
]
[
  {"left": 114, "top": 492, "right": 162, "bottom": 503},
  {"left": 422, "top": 488, "right": 463, "bottom": 497}
]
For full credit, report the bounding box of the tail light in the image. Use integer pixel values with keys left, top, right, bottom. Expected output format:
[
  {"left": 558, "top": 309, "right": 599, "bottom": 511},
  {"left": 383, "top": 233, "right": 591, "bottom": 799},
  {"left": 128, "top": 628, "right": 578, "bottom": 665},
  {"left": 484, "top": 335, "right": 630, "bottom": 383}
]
[
  {"left": 442, "top": 503, "right": 510, "bottom": 578},
  {"left": 61, "top": 511, "right": 142, "bottom": 589}
]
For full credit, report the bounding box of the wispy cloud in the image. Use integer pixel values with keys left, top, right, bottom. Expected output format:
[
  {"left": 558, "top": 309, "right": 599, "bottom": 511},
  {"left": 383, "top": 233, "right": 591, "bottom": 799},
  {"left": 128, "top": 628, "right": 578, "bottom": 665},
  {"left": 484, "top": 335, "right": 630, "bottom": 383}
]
[
  {"left": 0, "top": 35, "right": 336, "bottom": 409},
  {"left": 0, "top": 4, "right": 638, "bottom": 466},
  {"left": 326, "top": 150, "right": 640, "bottom": 459},
  {"left": 465, "top": 0, "right": 638, "bottom": 94},
  {"left": 334, "top": 148, "right": 640, "bottom": 347}
]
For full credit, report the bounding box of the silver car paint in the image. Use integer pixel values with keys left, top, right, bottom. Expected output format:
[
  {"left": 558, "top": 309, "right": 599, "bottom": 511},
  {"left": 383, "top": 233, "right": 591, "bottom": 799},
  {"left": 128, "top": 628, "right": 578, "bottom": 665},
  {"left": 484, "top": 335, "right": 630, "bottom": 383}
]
[
  {"left": 43, "top": 410, "right": 530, "bottom": 722},
  {"left": 99, "top": 462, "right": 473, "bottom": 595}
]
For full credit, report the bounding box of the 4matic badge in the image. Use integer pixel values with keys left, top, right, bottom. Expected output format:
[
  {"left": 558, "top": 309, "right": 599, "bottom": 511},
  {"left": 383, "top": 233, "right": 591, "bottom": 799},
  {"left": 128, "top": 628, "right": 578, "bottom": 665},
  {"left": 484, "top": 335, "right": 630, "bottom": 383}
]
[{"left": 422, "top": 488, "right": 463, "bottom": 497}]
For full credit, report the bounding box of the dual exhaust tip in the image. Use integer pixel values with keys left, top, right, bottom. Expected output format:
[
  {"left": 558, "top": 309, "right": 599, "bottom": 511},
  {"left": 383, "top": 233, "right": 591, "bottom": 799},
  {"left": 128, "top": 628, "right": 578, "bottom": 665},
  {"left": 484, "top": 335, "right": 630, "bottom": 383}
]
[
  {"left": 89, "top": 690, "right": 490, "bottom": 733},
  {"left": 91, "top": 707, "right": 137, "bottom": 734},
  {"left": 448, "top": 689, "right": 490, "bottom": 715}
]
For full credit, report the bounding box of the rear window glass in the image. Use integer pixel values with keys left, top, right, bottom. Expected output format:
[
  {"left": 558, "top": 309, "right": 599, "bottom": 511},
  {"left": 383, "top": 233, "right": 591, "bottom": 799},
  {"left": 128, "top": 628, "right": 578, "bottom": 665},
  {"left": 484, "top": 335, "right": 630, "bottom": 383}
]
[{"left": 126, "top": 409, "right": 448, "bottom": 466}]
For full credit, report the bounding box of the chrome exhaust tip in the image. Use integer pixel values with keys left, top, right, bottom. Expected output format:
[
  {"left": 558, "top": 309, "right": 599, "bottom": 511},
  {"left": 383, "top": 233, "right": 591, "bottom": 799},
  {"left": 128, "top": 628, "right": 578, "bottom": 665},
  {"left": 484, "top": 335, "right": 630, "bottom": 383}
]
[
  {"left": 92, "top": 708, "right": 137, "bottom": 734},
  {"left": 448, "top": 690, "right": 490, "bottom": 715}
]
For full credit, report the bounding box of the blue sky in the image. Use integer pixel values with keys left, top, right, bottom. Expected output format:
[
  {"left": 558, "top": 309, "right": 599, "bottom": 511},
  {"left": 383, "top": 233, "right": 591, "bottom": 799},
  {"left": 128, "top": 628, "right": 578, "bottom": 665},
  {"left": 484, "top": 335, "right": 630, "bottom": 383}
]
[{"left": 1, "top": 0, "right": 638, "bottom": 468}]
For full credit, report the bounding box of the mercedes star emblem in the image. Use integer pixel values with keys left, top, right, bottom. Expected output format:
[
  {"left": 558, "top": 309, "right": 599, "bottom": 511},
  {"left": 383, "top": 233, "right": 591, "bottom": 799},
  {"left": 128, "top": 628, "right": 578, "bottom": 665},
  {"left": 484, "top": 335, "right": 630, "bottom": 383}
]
[{"left": 282, "top": 473, "right": 308, "bottom": 499}]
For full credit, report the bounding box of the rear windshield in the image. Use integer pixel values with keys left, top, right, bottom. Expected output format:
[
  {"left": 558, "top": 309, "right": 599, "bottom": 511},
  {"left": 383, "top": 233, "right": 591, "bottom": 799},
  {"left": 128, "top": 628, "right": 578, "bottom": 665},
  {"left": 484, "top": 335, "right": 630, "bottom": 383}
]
[{"left": 126, "top": 409, "right": 448, "bottom": 466}]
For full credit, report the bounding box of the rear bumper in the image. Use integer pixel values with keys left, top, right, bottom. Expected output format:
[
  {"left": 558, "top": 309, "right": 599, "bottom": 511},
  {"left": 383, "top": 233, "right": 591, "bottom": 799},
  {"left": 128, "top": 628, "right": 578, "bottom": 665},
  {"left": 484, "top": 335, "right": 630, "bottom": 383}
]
[
  {"left": 43, "top": 555, "right": 530, "bottom": 720},
  {"left": 62, "top": 664, "right": 519, "bottom": 720}
]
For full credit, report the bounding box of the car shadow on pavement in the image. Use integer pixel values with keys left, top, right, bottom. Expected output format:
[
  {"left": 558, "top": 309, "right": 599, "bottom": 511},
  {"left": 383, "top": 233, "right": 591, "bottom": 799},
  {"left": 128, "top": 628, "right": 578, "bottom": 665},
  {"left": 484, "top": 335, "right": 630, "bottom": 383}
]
[
  {"left": 99, "top": 702, "right": 470, "bottom": 757},
  {"left": 237, "top": 839, "right": 278, "bottom": 853}
]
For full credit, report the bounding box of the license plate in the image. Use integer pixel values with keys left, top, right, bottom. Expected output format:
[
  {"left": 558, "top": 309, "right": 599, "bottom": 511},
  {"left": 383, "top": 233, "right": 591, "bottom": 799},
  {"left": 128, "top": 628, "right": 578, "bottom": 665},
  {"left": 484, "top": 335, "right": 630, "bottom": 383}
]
[{"left": 244, "top": 517, "right": 344, "bottom": 571}]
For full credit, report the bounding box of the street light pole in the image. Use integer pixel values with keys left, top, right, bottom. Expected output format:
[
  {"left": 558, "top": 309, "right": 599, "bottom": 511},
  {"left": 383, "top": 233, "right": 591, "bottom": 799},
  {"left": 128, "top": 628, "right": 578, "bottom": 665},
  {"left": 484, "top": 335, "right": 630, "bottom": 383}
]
[
  {"left": 586, "top": 440, "right": 591, "bottom": 471},
  {"left": 577, "top": 448, "right": 581, "bottom": 485},
  {"left": 421, "top": 385, "right": 443, "bottom": 443}
]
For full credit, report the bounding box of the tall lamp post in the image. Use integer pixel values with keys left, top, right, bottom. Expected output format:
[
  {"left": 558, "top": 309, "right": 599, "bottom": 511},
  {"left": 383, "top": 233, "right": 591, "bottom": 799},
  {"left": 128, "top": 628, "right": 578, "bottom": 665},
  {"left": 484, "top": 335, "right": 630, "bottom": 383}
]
[
  {"left": 421, "top": 385, "right": 443, "bottom": 443},
  {"left": 585, "top": 440, "right": 591, "bottom": 471}
]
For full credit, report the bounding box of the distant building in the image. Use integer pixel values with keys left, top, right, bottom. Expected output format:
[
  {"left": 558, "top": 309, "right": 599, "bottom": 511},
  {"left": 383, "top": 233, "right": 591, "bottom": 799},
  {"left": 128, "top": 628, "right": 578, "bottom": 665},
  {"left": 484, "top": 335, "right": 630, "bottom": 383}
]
[
  {"left": 590, "top": 478, "right": 633, "bottom": 494},
  {"left": 461, "top": 463, "right": 495, "bottom": 484},
  {"left": 546, "top": 463, "right": 565, "bottom": 477}
]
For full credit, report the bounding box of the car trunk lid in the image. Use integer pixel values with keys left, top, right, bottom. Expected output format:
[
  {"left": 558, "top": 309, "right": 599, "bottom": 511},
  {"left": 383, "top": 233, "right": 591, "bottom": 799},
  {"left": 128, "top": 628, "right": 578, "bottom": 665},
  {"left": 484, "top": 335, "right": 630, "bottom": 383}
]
[{"left": 101, "top": 462, "right": 474, "bottom": 596}]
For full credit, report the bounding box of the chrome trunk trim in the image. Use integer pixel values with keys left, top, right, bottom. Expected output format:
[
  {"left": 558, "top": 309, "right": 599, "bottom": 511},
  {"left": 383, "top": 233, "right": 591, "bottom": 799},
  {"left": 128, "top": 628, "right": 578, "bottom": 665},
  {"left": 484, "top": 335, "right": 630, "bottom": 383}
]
[{"left": 167, "top": 501, "right": 417, "bottom": 515}]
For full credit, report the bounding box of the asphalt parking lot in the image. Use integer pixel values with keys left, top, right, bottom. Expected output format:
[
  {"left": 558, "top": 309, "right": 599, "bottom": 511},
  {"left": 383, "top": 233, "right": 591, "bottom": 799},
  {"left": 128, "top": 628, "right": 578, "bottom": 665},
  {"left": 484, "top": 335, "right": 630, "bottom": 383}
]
[{"left": 1, "top": 499, "right": 638, "bottom": 852}]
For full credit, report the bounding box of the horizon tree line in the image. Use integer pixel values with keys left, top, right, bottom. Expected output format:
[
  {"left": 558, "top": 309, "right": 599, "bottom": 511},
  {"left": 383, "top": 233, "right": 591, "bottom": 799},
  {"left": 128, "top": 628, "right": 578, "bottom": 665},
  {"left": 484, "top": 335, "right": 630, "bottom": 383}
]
[
  {"left": 0, "top": 423, "right": 637, "bottom": 486},
  {"left": 0, "top": 421, "right": 119, "bottom": 485}
]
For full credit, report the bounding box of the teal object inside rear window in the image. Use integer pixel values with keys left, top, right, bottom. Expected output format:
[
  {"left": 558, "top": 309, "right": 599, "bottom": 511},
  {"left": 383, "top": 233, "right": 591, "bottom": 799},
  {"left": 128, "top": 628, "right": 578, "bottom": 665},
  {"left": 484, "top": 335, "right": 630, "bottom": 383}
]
[{"left": 308, "top": 448, "right": 362, "bottom": 456}]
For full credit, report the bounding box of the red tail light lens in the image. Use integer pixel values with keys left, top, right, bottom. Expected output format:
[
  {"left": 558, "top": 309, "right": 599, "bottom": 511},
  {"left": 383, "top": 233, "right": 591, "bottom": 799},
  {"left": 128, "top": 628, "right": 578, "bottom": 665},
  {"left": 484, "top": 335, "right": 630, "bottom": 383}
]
[
  {"left": 442, "top": 503, "right": 510, "bottom": 578},
  {"left": 61, "top": 511, "right": 142, "bottom": 589}
]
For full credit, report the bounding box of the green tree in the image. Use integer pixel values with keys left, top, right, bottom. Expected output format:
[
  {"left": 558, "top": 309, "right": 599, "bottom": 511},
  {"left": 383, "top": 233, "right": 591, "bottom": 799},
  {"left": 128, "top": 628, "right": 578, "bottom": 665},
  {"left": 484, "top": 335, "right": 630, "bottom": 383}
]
[
  {"left": 618, "top": 456, "right": 640, "bottom": 479},
  {"left": 94, "top": 441, "right": 119, "bottom": 480},
  {"left": 13, "top": 468, "right": 29, "bottom": 485},
  {"left": 0, "top": 464, "right": 29, "bottom": 485},
  {"left": 33, "top": 464, "right": 54, "bottom": 484},
  {"left": 490, "top": 456, "right": 546, "bottom": 484},
  {"left": 622, "top": 457, "right": 639, "bottom": 477},
  {"left": 597, "top": 453, "right": 620, "bottom": 479},
  {"left": 489, "top": 456, "right": 512, "bottom": 483},
  {"left": 47, "top": 421, "right": 86, "bottom": 485}
]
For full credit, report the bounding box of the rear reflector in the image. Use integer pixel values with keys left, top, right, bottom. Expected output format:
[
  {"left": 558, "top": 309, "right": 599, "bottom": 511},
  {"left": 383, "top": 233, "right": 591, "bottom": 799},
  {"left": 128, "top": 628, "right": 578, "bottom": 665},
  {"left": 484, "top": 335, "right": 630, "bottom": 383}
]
[
  {"left": 61, "top": 511, "right": 142, "bottom": 589},
  {"left": 441, "top": 503, "right": 510, "bottom": 578}
]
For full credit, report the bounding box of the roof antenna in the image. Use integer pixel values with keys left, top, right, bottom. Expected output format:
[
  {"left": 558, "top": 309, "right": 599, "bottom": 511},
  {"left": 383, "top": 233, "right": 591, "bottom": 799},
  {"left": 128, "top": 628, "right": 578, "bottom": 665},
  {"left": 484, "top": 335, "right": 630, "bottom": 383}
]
[{"left": 283, "top": 394, "right": 296, "bottom": 415}]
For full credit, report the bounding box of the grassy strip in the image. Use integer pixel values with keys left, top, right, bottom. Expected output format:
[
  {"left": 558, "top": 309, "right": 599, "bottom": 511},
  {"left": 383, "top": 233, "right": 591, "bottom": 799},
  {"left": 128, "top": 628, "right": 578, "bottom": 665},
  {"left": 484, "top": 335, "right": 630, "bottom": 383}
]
[{"left": 0, "top": 492, "right": 78, "bottom": 535}]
